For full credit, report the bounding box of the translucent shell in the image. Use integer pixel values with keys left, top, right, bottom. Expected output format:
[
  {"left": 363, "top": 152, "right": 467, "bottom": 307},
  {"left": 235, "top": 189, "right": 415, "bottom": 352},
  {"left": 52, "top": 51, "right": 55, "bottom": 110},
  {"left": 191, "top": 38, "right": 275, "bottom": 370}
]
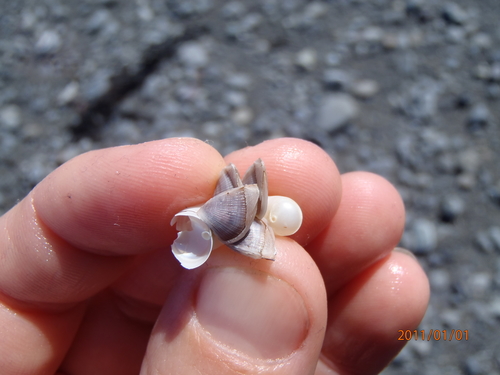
[{"left": 171, "top": 159, "right": 302, "bottom": 269}]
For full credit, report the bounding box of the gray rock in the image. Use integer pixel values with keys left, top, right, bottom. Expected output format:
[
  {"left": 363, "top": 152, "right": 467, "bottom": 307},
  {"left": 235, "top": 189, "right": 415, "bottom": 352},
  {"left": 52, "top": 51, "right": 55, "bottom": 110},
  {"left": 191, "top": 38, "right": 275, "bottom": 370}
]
[
  {"left": 350, "top": 79, "right": 379, "bottom": 99},
  {"left": 178, "top": 41, "right": 209, "bottom": 67},
  {"left": 440, "top": 194, "right": 465, "bottom": 222},
  {"left": 475, "top": 230, "right": 494, "bottom": 253},
  {"left": 57, "top": 81, "right": 80, "bottom": 106},
  {"left": 442, "top": 2, "right": 469, "bottom": 25},
  {"left": 411, "top": 218, "right": 438, "bottom": 254},
  {"left": 34, "top": 30, "right": 62, "bottom": 55},
  {"left": 0, "top": 105, "right": 22, "bottom": 129},
  {"left": 322, "top": 69, "right": 352, "bottom": 90},
  {"left": 467, "top": 103, "right": 491, "bottom": 131},
  {"left": 489, "top": 226, "right": 500, "bottom": 251},
  {"left": 295, "top": 48, "right": 318, "bottom": 71},
  {"left": 317, "top": 94, "right": 359, "bottom": 133},
  {"left": 428, "top": 269, "right": 451, "bottom": 292}
]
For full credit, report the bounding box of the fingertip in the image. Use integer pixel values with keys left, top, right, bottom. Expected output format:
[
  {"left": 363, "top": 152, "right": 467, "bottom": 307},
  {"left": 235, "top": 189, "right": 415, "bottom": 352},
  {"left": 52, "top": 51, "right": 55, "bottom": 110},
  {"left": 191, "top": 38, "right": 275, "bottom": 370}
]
[
  {"left": 322, "top": 250, "right": 429, "bottom": 375},
  {"left": 32, "top": 138, "right": 226, "bottom": 255},
  {"left": 309, "top": 171, "right": 406, "bottom": 293}
]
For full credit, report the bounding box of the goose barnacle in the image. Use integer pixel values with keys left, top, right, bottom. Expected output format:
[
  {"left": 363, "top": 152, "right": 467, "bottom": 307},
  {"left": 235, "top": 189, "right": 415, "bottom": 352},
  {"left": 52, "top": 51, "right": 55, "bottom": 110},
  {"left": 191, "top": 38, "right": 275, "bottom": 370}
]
[{"left": 171, "top": 159, "right": 303, "bottom": 269}]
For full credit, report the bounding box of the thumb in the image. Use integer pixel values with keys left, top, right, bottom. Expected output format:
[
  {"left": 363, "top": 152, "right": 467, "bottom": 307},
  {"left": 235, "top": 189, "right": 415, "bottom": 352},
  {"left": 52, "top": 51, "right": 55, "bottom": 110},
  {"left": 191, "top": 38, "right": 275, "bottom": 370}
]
[{"left": 141, "top": 238, "right": 327, "bottom": 375}]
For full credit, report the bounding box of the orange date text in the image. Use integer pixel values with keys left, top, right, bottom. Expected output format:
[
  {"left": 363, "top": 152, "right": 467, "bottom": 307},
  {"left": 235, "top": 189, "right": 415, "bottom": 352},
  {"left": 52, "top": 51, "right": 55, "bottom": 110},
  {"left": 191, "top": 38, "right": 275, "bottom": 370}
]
[{"left": 398, "top": 329, "right": 468, "bottom": 341}]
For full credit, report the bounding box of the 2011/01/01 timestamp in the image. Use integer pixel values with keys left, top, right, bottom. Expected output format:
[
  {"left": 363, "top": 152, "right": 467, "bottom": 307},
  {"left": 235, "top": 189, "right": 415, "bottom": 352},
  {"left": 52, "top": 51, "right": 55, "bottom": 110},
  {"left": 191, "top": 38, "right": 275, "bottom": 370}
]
[{"left": 398, "top": 329, "right": 469, "bottom": 341}]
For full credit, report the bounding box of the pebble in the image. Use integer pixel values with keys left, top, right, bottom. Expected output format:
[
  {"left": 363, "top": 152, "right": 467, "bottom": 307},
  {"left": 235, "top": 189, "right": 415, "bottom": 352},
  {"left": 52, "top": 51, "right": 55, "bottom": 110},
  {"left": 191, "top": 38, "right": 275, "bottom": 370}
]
[
  {"left": 409, "top": 218, "right": 438, "bottom": 254},
  {"left": 489, "top": 226, "right": 500, "bottom": 251},
  {"left": 231, "top": 106, "right": 254, "bottom": 126},
  {"left": 489, "top": 297, "right": 500, "bottom": 318},
  {"left": 350, "top": 79, "right": 379, "bottom": 99},
  {"left": 475, "top": 230, "right": 494, "bottom": 253},
  {"left": 440, "top": 308, "right": 461, "bottom": 328},
  {"left": 225, "top": 73, "right": 252, "bottom": 89},
  {"left": 317, "top": 94, "right": 359, "bottom": 133},
  {"left": 0, "top": 105, "right": 22, "bottom": 129},
  {"left": 442, "top": 2, "right": 469, "bottom": 25},
  {"left": 467, "top": 103, "right": 491, "bottom": 131},
  {"left": 440, "top": 194, "right": 465, "bottom": 222},
  {"left": 224, "top": 91, "right": 247, "bottom": 107},
  {"left": 322, "top": 69, "right": 352, "bottom": 90},
  {"left": 295, "top": 48, "right": 318, "bottom": 71},
  {"left": 428, "top": 269, "right": 451, "bottom": 292},
  {"left": 465, "top": 272, "right": 492, "bottom": 298},
  {"left": 34, "top": 30, "right": 62, "bottom": 55},
  {"left": 457, "top": 149, "right": 480, "bottom": 174},
  {"left": 178, "top": 41, "right": 209, "bottom": 67},
  {"left": 456, "top": 173, "right": 476, "bottom": 190},
  {"left": 57, "top": 81, "right": 80, "bottom": 106}
]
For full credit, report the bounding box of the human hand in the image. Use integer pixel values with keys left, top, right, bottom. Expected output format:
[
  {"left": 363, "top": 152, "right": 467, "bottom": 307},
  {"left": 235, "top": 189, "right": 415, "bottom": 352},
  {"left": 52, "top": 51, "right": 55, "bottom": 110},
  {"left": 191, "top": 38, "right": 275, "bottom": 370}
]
[{"left": 0, "top": 137, "right": 429, "bottom": 375}]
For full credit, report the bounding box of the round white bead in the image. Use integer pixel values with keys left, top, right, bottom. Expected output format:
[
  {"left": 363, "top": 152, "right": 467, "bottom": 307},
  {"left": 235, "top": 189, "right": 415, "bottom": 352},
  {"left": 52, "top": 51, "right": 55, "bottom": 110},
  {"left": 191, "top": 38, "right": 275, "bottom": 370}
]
[{"left": 265, "top": 196, "right": 303, "bottom": 236}]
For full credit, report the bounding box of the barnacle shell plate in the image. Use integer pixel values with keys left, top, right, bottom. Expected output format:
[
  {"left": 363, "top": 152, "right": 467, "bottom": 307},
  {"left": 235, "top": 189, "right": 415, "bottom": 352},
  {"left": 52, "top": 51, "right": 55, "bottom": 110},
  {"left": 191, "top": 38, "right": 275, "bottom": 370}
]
[{"left": 170, "top": 206, "right": 214, "bottom": 270}]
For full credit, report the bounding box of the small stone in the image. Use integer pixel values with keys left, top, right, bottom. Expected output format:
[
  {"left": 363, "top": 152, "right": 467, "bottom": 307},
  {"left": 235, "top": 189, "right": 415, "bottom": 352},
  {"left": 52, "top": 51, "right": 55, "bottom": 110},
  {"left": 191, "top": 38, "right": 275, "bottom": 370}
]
[
  {"left": 35, "top": 30, "right": 62, "bottom": 55},
  {"left": 295, "top": 48, "right": 318, "bottom": 71},
  {"left": 22, "top": 123, "right": 43, "bottom": 138},
  {"left": 475, "top": 230, "right": 495, "bottom": 253},
  {"left": 57, "top": 81, "right": 80, "bottom": 105},
  {"left": 457, "top": 173, "right": 476, "bottom": 190},
  {"left": 489, "top": 227, "right": 500, "bottom": 251},
  {"left": 465, "top": 356, "right": 486, "bottom": 375},
  {"left": 201, "top": 121, "right": 223, "bottom": 137},
  {"left": 221, "top": 1, "right": 246, "bottom": 19},
  {"left": 440, "top": 195, "right": 465, "bottom": 222},
  {"left": 0, "top": 105, "right": 22, "bottom": 129},
  {"left": 490, "top": 297, "right": 500, "bottom": 317},
  {"left": 457, "top": 149, "right": 481, "bottom": 174},
  {"left": 178, "top": 41, "right": 209, "bottom": 67},
  {"left": 442, "top": 2, "right": 469, "bottom": 25},
  {"left": 350, "top": 79, "right": 379, "bottom": 99},
  {"left": 317, "top": 94, "right": 359, "bottom": 133},
  {"left": 465, "top": 272, "right": 492, "bottom": 297},
  {"left": 411, "top": 218, "right": 438, "bottom": 254},
  {"left": 428, "top": 269, "right": 451, "bottom": 291},
  {"left": 224, "top": 91, "right": 247, "bottom": 107},
  {"left": 467, "top": 103, "right": 491, "bottom": 131},
  {"left": 231, "top": 106, "right": 253, "bottom": 126},
  {"left": 409, "top": 339, "right": 432, "bottom": 357},
  {"left": 304, "top": 2, "right": 328, "bottom": 19},
  {"left": 440, "top": 309, "right": 461, "bottom": 328},
  {"left": 322, "top": 69, "right": 352, "bottom": 90},
  {"left": 225, "top": 73, "right": 252, "bottom": 89}
]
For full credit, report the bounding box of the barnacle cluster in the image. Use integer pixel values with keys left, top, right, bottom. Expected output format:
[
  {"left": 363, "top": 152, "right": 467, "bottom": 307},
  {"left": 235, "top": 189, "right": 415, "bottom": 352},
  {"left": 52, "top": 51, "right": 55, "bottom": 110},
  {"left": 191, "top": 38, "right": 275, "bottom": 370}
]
[{"left": 171, "top": 159, "right": 303, "bottom": 269}]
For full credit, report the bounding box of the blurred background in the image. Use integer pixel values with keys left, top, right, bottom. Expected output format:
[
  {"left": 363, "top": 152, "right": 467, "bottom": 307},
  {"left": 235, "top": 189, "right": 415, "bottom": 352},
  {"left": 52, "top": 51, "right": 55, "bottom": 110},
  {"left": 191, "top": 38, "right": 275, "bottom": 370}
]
[{"left": 1, "top": 0, "right": 499, "bottom": 373}]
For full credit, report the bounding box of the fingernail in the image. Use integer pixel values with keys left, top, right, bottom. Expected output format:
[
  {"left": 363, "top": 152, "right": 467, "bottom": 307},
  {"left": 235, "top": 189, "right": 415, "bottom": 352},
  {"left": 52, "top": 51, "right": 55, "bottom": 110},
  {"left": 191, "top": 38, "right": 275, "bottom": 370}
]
[
  {"left": 393, "top": 247, "right": 417, "bottom": 260},
  {"left": 195, "top": 267, "right": 309, "bottom": 359}
]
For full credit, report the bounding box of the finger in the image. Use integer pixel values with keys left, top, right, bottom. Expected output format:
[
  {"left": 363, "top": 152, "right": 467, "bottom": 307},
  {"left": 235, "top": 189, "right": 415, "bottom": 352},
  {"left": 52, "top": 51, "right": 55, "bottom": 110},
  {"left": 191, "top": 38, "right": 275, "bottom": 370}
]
[
  {"left": 307, "top": 172, "right": 405, "bottom": 296},
  {"left": 225, "top": 138, "right": 342, "bottom": 246},
  {"left": 0, "top": 138, "right": 225, "bottom": 373},
  {"left": 141, "top": 238, "right": 328, "bottom": 375},
  {"left": 58, "top": 291, "right": 152, "bottom": 375},
  {"left": 319, "top": 250, "right": 430, "bottom": 375}
]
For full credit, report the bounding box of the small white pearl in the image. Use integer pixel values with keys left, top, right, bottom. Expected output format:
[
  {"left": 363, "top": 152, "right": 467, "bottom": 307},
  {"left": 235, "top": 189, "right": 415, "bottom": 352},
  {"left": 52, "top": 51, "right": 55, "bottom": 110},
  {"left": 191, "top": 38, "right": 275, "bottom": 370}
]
[{"left": 265, "top": 196, "right": 303, "bottom": 236}]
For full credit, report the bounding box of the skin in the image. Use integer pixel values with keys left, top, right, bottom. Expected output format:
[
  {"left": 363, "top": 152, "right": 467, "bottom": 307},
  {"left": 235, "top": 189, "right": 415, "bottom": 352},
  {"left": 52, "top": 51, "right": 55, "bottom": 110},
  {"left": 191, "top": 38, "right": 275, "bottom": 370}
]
[{"left": 0, "top": 137, "right": 429, "bottom": 375}]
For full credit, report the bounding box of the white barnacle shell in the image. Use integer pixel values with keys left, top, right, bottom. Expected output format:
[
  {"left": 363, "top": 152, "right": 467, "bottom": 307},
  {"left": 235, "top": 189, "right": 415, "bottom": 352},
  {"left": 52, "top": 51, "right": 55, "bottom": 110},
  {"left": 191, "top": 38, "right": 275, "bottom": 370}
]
[
  {"left": 170, "top": 206, "right": 214, "bottom": 270},
  {"left": 170, "top": 159, "right": 302, "bottom": 269}
]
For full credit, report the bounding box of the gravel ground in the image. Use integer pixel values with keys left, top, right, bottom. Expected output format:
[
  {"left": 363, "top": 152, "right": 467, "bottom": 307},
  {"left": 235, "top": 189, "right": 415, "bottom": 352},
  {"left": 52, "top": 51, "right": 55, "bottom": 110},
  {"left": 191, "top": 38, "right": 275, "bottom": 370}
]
[{"left": 1, "top": 0, "right": 500, "bottom": 373}]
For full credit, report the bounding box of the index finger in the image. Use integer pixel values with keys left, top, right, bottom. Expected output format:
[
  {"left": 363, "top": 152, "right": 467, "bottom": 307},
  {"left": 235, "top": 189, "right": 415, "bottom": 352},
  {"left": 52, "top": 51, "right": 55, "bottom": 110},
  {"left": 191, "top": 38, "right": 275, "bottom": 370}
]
[{"left": 0, "top": 138, "right": 224, "bottom": 307}]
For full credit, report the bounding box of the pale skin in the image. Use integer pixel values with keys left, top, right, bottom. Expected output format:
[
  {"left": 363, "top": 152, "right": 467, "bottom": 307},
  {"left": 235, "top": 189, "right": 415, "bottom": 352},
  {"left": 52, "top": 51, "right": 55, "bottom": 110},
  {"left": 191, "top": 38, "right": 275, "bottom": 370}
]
[{"left": 0, "top": 137, "right": 429, "bottom": 375}]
